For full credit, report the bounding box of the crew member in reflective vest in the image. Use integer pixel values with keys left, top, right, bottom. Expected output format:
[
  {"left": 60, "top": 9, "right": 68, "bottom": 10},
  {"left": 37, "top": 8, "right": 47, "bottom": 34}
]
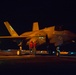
[
  {"left": 33, "top": 41, "right": 36, "bottom": 54},
  {"left": 29, "top": 41, "right": 33, "bottom": 54}
]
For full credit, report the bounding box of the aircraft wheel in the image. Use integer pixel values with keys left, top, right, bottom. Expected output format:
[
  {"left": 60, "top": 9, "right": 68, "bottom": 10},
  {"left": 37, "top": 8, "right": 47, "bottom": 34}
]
[
  {"left": 17, "top": 50, "right": 21, "bottom": 56},
  {"left": 56, "top": 52, "right": 60, "bottom": 57}
]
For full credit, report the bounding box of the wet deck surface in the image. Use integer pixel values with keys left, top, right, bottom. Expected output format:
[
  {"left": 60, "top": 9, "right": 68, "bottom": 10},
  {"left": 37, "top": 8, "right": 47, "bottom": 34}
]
[{"left": 0, "top": 55, "right": 76, "bottom": 75}]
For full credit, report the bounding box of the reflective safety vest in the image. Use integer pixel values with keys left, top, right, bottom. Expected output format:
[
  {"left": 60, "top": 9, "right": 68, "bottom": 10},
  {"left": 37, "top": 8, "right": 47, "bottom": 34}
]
[
  {"left": 29, "top": 42, "right": 33, "bottom": 48},
  {"left": 33, "top": 42, "right": 36, "bottom": 47}
]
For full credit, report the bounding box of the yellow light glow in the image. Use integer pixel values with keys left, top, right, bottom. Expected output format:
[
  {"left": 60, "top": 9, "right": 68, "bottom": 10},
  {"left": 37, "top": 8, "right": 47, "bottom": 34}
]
[{"left": 60, "top": 52, "right": 68, "bottom": 54}]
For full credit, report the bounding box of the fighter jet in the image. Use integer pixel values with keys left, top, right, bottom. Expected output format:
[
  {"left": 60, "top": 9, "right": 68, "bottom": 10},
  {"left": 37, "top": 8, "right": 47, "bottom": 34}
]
[{"left": 0, "top": 21, "right": 76, "bottom": 55}]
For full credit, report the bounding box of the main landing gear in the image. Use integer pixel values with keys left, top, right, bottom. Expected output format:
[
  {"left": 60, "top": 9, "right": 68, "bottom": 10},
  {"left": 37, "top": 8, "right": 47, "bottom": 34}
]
[{"left": 17, "top": 42, "right": 22, "bottom": 56}]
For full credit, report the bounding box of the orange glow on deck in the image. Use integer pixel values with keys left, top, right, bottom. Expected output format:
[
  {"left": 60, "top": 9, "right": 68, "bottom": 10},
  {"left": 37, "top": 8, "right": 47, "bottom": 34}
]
[{"left": 60, "top": 52, "right": 68, "bottom": 54}]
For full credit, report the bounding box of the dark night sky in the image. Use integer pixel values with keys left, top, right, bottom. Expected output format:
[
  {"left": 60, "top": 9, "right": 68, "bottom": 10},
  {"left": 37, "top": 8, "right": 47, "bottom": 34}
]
[{"left": 0, "top": 0, "right": 76, "bottom": 36}]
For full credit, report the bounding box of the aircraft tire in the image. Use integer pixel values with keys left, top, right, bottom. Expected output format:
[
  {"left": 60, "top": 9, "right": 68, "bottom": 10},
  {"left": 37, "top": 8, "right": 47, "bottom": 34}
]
[
  {"left": 17, "top": 50, "right": 21, "bottom": 56},
  {"left": 56, "top": 51, "right": 60, "bottom": 57}
]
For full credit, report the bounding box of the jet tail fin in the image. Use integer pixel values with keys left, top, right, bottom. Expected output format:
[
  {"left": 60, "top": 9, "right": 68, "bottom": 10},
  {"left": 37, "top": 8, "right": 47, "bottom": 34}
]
[
  {"left": 4, "top": 21, "right": 19, "bottom": 36},
  {"left": 32, "top": 22, "right": 39, "bottom": 31}
]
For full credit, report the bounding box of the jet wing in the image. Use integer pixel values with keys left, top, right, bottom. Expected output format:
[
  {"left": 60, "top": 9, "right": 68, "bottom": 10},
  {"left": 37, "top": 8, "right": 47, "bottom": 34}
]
[
  {"left": 0, "top": 36, "right": 41, "bottom": 39},
  {"left": 0, "top": 36, "right": 27, "bottom": 39}
]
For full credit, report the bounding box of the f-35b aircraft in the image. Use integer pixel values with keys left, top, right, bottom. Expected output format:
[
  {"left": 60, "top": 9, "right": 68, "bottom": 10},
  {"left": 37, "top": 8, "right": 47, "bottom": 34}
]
[{"left": 0, "top": 21, "right": 76, "bottom": 55}]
